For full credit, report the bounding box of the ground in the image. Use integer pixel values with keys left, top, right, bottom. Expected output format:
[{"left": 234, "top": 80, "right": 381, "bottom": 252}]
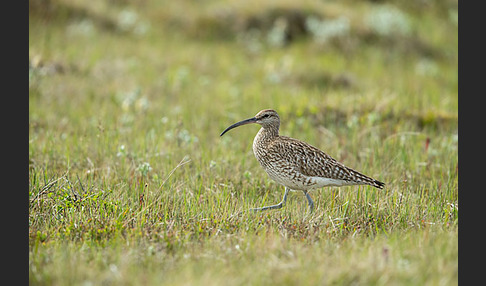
[{"left": 29, "top": 0, "right": 458, "bottom": 285}]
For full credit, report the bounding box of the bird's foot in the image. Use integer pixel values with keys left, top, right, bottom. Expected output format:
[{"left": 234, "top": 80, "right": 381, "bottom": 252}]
[{"left": 250, "top": 202, "right": 284, "bottom": 212}]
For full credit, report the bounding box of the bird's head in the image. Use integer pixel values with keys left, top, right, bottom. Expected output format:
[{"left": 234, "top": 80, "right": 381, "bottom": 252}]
[{"left": 220, "top": 109, "right": 280, "bottom": 136}]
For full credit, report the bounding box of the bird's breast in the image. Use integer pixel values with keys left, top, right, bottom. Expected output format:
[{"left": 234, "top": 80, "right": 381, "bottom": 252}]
[{"left": 252, "top": 138, "right": 317, "bottom": 190}]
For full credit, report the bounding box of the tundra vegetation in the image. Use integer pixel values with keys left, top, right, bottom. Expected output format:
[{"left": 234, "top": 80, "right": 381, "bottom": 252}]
[{"left": 29, "top": 0, "right": 458, "bottom": 285}]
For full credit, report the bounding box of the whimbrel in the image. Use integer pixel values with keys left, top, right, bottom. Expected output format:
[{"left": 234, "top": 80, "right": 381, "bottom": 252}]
[{"left": 220, "top": 109, "right": 384, "bottom": 212}]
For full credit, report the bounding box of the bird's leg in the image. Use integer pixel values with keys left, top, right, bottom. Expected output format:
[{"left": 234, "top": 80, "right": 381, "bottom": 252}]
[
  {"left": 303, "top": 190, "right": 314, "bottom": 213},
  {"left": 251, "top": 187, "right": 290, "bottom": 212}
]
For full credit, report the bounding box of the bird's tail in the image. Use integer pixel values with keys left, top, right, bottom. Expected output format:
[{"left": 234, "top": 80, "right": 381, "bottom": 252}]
[
  {"left": 347, "top": 167, "right": 385, "bottom": 189},
  {"left": 369, "top": 178, "right": 385, "bottom": 189}
]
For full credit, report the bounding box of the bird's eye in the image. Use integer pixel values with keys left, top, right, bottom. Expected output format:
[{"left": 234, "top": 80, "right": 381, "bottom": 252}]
[{"left": 261, "top": 114, "right": 270, "bottom": 119}]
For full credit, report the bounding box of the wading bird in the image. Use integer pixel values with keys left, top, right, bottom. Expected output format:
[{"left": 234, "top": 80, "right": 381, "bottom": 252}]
[{"left": 220, "top": 109, "right": 384, "bottom": 212}]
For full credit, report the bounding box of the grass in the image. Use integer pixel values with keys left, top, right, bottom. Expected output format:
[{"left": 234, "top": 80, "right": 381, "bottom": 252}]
[{"left": 29, "top": 0, "right": 457, "bottom": 285}]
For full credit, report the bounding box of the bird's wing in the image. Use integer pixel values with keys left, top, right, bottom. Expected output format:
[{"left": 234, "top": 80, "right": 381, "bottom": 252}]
[
  {"left": 268, "top": 136, "right": 384, "bottom": 189},
  {"left": 269, "top": 136, "right": 349, "bottom": 179}
]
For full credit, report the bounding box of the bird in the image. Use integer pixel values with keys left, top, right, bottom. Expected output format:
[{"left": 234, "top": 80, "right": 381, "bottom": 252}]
[{"left": 220, "top": 109, "right": 385, "bottom": 212}]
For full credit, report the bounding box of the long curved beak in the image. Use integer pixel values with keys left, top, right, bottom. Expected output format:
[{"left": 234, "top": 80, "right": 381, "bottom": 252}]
[{"left": 220, "top": 117, "right": 258, "bottom": 136}]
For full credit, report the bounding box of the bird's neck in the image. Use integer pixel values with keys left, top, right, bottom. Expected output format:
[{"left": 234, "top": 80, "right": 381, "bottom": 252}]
[
  {"left": 255, "top": 126, "right": 279, "bottom": 142},
  {"left": 253, "top": 126, "right": 279, "bottom": 161}
]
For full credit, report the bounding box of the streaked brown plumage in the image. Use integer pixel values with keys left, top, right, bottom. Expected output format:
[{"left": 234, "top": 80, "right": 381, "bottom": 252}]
[{"left": 220, "top": 109, "right": 384, "bottom": 212}]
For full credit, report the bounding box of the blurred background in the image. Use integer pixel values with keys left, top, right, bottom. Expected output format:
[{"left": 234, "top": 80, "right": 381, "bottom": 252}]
[{"left": 29, "top": 0, "right": 458, "bottom": 114}]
